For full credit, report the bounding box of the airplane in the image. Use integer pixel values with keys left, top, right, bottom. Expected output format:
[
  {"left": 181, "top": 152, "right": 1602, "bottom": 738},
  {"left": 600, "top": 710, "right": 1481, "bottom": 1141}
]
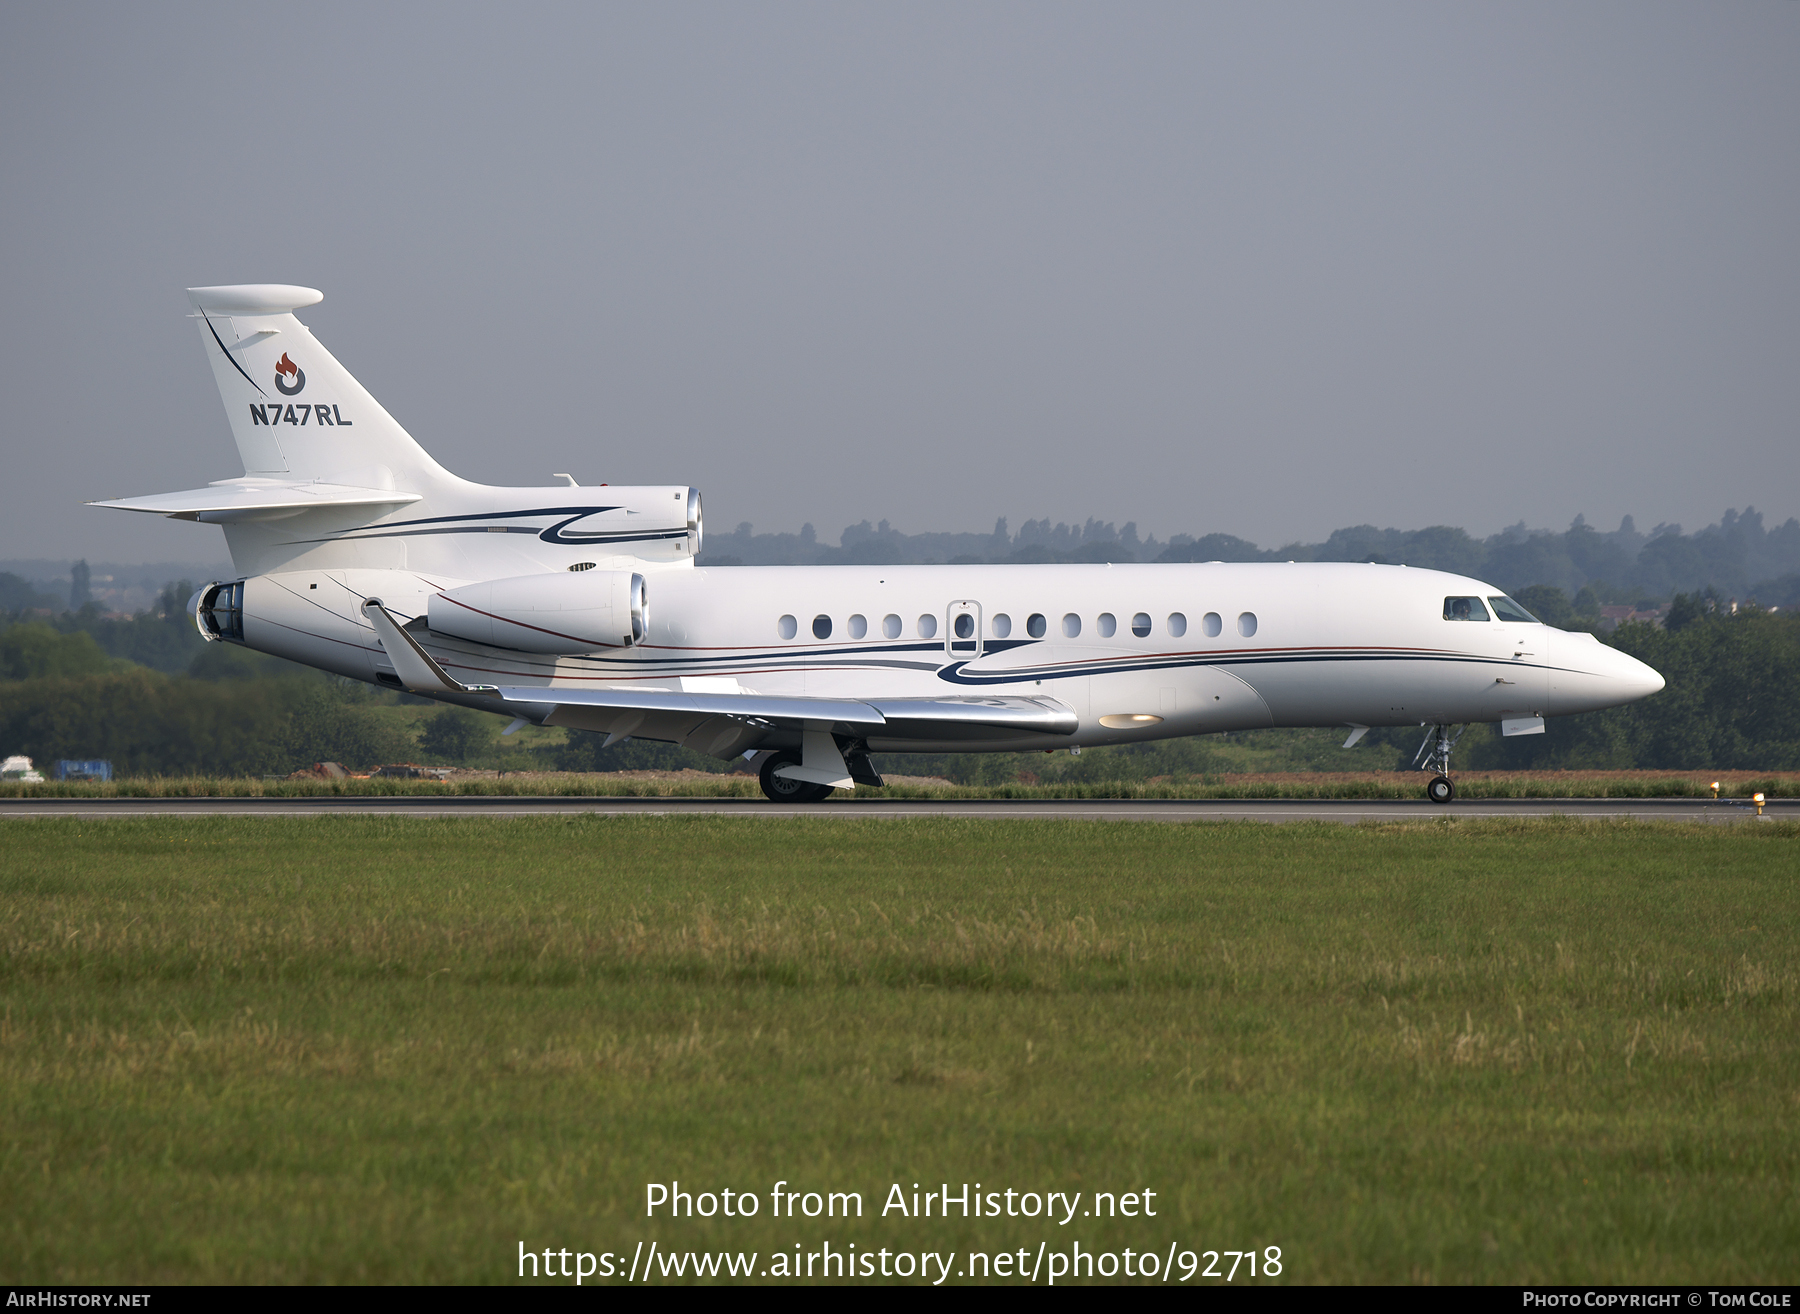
[{"left": 92, "top": 284, "right": 1665, "bottom": 804}]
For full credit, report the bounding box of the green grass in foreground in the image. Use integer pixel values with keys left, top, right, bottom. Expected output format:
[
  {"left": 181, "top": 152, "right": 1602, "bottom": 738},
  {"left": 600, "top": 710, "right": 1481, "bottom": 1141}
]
[{"left": 2, "top": 817, "right": 1796, "bottom": 1284}]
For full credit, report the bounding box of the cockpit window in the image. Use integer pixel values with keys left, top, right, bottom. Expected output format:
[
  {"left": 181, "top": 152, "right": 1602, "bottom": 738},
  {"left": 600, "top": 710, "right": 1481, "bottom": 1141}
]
[
  {"left": 1488, "top": 594, "right": 1540, "bottom": 624},
  {"left": 1443, "top": 596, "right": 1490, "bottom": 622}
]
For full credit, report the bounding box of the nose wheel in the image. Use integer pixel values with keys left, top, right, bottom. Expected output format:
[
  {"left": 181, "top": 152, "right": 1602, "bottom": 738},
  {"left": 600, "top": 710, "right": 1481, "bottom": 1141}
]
[{"left": 1414, "top": 724, "right": 1467, "bottom": 805}]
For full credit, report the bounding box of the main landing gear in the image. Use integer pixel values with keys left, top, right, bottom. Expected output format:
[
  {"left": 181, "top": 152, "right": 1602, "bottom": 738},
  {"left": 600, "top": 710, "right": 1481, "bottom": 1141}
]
[
  {"left": 755, "top": 741, "right": 884, "bottom": 803},
  {"left": 1414, "top": 724, "right": 1467, "bottom": 805},
  {"left": 758, "top": 751, "right": 834, "bottom": 803}
]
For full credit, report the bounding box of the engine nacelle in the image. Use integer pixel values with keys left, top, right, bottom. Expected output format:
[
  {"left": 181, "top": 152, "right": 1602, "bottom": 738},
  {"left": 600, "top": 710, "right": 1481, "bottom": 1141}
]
[{"left": 429, "top": 570, "right": 648, "bottom": 653}]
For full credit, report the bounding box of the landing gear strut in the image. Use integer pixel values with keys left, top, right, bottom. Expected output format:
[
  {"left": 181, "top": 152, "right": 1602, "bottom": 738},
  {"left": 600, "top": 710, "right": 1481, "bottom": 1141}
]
[
  {"left": 1413, "top": 724, "right": 1466, "bottom": 805},
  {"left": 758, "top": 751, "right": 835, "bottom": 803}
]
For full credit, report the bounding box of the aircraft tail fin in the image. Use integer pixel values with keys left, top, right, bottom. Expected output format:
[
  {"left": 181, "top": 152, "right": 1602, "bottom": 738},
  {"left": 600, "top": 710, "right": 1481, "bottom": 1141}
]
[{"left": 186, "top": 285, "right": 453, "bottom": 491}]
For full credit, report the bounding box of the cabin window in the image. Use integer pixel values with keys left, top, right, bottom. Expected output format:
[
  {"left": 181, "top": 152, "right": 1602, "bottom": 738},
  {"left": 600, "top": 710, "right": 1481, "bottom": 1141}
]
[
  {"left": 1062, "top": 613, "right": 1082, "bottom": 638},
  {"left": 1027, "top": 613, "right": 1047, "bottom": 638},
  {"left": 917, "top": 614, "right": 938, "bottom": 639},
  {"left": 1097, "top": 613, "right": 1117, "bottom": 637},
  {"left": 778, "top": 614, "right": 798, "bottom": 639},
  {"left": 1238, "top": 612, "right": 1258, "bottom": 638},
  {"left": 1131, "top": 612, "right": 1152, "bottom": 638},
  {"left": 1488, "top": 595, "right": 1539, "bottom": 623},
  {"left": 954, "top": 613, "right": 975, "bottom": 639},
  {"left": 992, "top": 613, "right": 1012, "bottom": 638},
  {"left": 848, "top": 613, "right": 868, "bottom": 639},
  {"left": 882, "top": 613, "right": 902, "bottom": 639},
  {"left": 813, "top": 614, "right": 832, "bottom": 639},
  {"left": 1443, "top": 596, "right": 1490, "bottom": 622},
  {"left": 1202, "top": 612, "right": 1222, "bottom": 637},
  {"left": 1167, "top": 612, "right": 1187, "bottom": 638}
]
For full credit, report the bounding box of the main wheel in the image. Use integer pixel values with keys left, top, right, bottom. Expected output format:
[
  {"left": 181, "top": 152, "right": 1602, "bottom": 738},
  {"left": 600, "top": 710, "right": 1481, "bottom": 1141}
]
[
  {"left": 759, "top": 751, "right": 833, "bottom": 803},
  {"left": 1426, "top": 774, "right": 1455, "bottom": 804}
]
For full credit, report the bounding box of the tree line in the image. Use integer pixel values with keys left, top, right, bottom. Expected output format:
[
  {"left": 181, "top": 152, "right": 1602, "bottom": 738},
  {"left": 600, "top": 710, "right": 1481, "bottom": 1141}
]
[
  {"left": 0, "top": 669, "right": 416, "bottom": 777},
  {"left": 0, "top": 579, "right": 416, "bottom": 773},
  {"left": 1467, "top": 602, "right": 1800, "bottom": 771},
  {"left": 699, "top": 507, "right": 1800, "bottom": 609}
]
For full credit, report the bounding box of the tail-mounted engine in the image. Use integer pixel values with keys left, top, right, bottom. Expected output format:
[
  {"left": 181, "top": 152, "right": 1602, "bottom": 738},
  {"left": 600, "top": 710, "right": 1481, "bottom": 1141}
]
[
  {"left": 428, "top": 570, "right": 648, "bottom": 653},
  {"left": 525, "top": 485, "right": 702, "bottom": 562}
]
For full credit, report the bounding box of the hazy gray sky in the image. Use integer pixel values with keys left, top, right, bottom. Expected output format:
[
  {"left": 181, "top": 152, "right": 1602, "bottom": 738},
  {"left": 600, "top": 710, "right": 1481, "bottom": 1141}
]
[{"left": 3, "top": 2, "right": 1796, "bottom": 564}]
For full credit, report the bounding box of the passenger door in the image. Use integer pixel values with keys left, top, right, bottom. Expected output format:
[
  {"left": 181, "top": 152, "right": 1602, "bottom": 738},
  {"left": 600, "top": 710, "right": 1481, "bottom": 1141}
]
[{"left": 946, "top": 600, "right": 983, "bottom": 661}]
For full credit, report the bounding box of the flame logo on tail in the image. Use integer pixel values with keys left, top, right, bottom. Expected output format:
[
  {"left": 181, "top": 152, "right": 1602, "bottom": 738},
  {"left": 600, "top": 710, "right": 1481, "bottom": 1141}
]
[{"left": 274, "top": 351, "right": 306, "bottom": 396}]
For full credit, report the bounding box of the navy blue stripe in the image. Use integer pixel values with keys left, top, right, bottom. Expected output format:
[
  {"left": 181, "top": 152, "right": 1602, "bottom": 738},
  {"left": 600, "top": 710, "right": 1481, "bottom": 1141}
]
[
  {"left": 935, "top": 651, "right": 1568, "bottom": 686},
  {"left": 295, "top": 527, "right": 684, "bottom": 546},
  {"left": 440, "top": 639, "right": 1508, "bottom": 674},
  {"left": 203, "top": 315, "right": 266, "bottom": 396},
  {"left": 540, "top": 520, "right": 685, "bottom": 545},
  {"left": 374, "top": 505, "right": 624, "bottom": 529},
  {"left": 307, "top": 505, "right": 682, "bottom": 549},
  {"left": 418, "top": 640, "right": 1571, "bottom": 689},
  {"left": 522, "top": 648, "right": 1563, "bottom": 685}
]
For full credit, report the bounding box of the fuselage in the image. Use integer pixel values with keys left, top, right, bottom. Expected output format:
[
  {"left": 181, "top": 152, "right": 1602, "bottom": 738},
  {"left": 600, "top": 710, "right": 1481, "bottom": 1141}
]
[{"left": 228, "top": 557, "right": 1664, "bottom": 755}]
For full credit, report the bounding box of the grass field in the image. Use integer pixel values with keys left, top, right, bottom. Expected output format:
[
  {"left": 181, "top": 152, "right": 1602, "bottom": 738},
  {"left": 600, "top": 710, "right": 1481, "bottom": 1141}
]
[{"left": 2, "top": 816, "right": 1796, "bottom": 1284}]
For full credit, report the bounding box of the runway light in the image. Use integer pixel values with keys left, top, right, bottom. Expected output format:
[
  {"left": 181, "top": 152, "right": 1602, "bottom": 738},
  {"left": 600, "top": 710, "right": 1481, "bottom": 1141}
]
[
  {"left": 1753, "top": 792, "right": 1766, "bottom": 818},
  {"left": 1711, "top": 781, "right": 1721, "bottom": 799}
]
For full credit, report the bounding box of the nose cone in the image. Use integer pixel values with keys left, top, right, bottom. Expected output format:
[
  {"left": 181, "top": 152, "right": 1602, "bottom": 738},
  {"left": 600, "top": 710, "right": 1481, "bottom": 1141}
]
[
  {"left": 1592, "top": 637, "right": 1666, "bottom": 703},
  {"left": 1627, "top": 651, "right": 1663, "bottom": 702},
  {"left": 1541, "top": 629, "right": 1665, "bottom": 714}
]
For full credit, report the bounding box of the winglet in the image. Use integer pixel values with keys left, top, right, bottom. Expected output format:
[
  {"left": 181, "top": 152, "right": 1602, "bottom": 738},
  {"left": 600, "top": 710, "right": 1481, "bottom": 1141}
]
[{"left": 361, "top": 599, "right": 498, "bottom": 696}]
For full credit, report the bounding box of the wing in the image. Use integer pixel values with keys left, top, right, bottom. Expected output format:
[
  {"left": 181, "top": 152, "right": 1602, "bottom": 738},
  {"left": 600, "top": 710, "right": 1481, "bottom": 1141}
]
[{"left": 359, "top": 599, "right": 1077, "bottom": 759}]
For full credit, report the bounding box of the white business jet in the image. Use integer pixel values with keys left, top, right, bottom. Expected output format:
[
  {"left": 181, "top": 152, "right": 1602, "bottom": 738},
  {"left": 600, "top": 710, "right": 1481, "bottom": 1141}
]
[{"left": 93, "top": 285, "right": 1664, "bottom": 803}]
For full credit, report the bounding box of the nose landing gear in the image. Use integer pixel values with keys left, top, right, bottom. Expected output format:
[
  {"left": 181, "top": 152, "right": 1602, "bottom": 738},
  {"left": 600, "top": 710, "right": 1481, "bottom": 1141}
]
[{"left": 1414, "top": 724, "right": 1466, "bottom": 805}]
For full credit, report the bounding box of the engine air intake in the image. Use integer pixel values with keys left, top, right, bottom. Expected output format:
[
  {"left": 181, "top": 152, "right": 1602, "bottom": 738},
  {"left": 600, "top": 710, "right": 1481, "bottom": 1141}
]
[{"left": 191, "top": 580, "right": 246, "bottom": 643}]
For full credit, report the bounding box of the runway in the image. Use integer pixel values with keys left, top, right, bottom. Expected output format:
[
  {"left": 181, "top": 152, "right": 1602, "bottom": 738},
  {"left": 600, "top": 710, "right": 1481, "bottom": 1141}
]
[{"left": 0, "top": 796, "right": 1789, "bottom": 822}]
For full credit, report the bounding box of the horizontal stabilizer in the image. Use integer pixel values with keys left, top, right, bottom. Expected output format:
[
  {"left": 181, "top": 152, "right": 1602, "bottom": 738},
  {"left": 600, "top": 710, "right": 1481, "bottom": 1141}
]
[
  {"left": 187, "top": 284, "right": 323, "bottom": 315},
  {"left": 91, "top": 480, "right": 421, "bottom": 522}
]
